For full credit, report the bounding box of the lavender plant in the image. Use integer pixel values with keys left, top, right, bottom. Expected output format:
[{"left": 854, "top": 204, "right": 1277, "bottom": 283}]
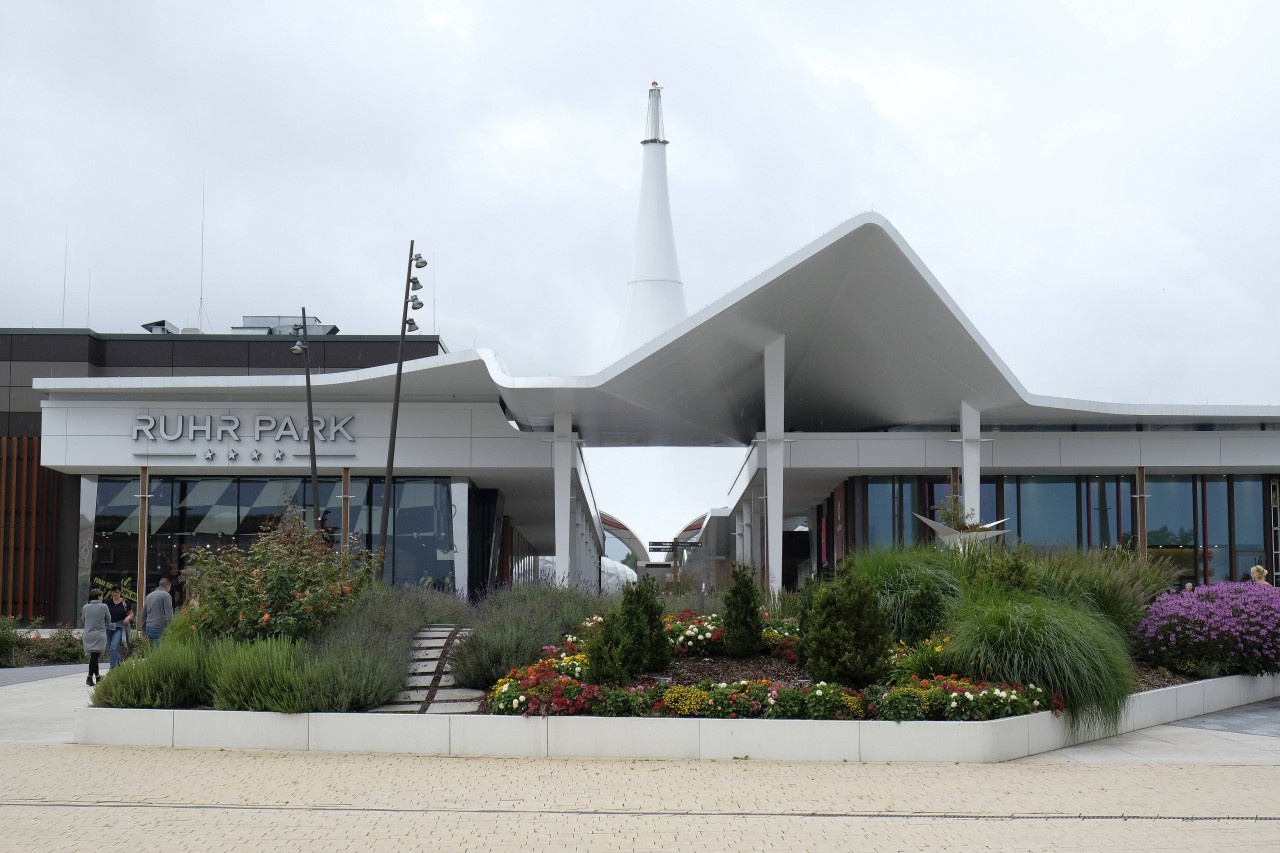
[{"left": 1134, "top": 583, "right": 1280, "bottom": 677}]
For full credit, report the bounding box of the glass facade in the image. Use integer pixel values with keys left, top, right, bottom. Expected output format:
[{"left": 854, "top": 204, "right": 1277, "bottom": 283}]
[
  {"left": 91, "top": 475, "right": 456, "bottom": 601},
  {"left": 850, "top": 473, "right": 1269, "bottom": 583}
]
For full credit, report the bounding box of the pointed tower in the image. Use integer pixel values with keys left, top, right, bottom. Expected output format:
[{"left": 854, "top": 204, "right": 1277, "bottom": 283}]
[{"left": 613, "top": 82, "right": 689, "bottom": 358}]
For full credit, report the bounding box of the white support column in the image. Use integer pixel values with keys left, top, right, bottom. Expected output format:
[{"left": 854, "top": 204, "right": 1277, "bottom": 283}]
[
  {"left": 960, "top": 401, "right": 981, "bottom": 525},
  {"left": 764, "top": 337, "right": 785, "bottom": 592},
  {"left": 450, "top": 478, "right": 469, "bottom": 600},
  {"left": 553, "top": 412, "right": 573, "bottom": 587}
]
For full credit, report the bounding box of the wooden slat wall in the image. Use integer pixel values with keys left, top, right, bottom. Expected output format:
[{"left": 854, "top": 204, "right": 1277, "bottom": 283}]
[{"left": 0, "top": 437, "right": 59, "bottom": 620}]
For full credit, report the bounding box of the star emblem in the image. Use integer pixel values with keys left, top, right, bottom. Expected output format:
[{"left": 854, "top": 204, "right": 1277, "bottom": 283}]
[
  {"left": 250, "top": 449, "right": 262, "bottom": 461},
  {"left": 204, "top": 449, "right": 215, "bottom": 461},
  {"left": 227, "top": 448, "right": 238, "bottom": 461},
  {"left": 273, "top": 448, "right": 285, "bottom": 461}
]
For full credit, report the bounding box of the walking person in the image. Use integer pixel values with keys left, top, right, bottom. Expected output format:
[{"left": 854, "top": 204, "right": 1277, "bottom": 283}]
[
  {"left": 104, "top": 585, "right": 134, "bottom": 671},
  {"left": 140, "top": 578, "right": 174, "bottom": 643},
  {"left": 82, "top": 589, "right": 109, "bottom": 686}
]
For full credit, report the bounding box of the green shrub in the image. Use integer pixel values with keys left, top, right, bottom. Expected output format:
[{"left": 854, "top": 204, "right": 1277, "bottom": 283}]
[
  {"left": 93, "top": 640, "right": 208, "bottom": 709},
  {"left": 722, "top": 564, "right": 764, "bottom": 658},
  {"left": 945, "top": 590, "right": 1133, "bottom": 732},
  {"left": 583, "top": 577, "right": 671, "bottom": 685},
  {"left": 210, "top": 637, "right": 309, "bottom": 713},
  {"left": 452, "top": 585, "right": 598, "bottom": 690},
  {"left": 0, "top": 616, "right": 20, "bottom": 666},
  {"left": 31, "top": 627, "right": 87, "bottom": 663},
  {"left": 798, "top": 573, "right": 893, "bottom": 688},
  {"left": 182, "top": 508, "right": 378, "bottom": 641}
]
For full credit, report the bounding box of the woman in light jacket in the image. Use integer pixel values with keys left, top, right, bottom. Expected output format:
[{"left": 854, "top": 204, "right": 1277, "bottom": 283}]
[{"left": 81, "top": 588, "right": 110, "bottom": 686}]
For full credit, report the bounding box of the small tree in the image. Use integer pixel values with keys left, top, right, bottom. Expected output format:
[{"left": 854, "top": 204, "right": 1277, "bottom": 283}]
[
  {"left": 799, "top": 573, "right": 893, "bottom": 688},
  {"left": 584, "top": 576, "right": 670, "bottom": 684},
  {"left": 182, "top": 509, "right": 377, "bottom": 641},
  {"left": 722, "top": 563, "right": 765, "bottom": 658}
]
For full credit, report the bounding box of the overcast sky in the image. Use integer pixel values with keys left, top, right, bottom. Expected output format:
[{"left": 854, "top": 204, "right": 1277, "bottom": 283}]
[{"left": 4, "top": 1, "right": 1279, "bottom": 549}]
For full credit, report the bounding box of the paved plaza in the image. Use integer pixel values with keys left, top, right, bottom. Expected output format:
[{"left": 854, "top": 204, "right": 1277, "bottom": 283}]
[{"left": 1, "top": 668, "right": 1279, "bottom": 851}]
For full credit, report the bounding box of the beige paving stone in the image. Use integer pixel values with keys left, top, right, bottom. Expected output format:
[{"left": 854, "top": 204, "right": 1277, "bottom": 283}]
[
  {"left": 408, "top": 660, "right": 438, "bottom": 674},
  {"left": 411, "top": 648, "right": 443, "bottom": 660},
  {"left": 432, "top": 688, "right": 484, "bottom": 701},
  {"left": 392, "top": 689, "right": 429, "bottom": 703},
  {"left": 1, "top": 744, "right": 1279, "bottom": 851}
]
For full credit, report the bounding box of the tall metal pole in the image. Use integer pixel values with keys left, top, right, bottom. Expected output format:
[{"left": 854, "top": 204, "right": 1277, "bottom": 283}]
[
  {"left": 299, "top": 307, "right": 321, "bottom": 531},
  {"left": 378, "top": 239, "right": 416, "bottom": 583}
]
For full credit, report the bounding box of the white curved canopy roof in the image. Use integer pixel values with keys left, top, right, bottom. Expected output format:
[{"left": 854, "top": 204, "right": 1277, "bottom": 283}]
[{"left": 40, "top": 213, "right": 1280, "bottom": 443}]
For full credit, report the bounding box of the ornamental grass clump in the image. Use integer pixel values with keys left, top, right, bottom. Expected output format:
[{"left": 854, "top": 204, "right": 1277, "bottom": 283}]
[
  {"left": 1134, "top": 583, "right": 1280, "bottom": 677},
  {"left": 1035, "top": 547, "right": 1180, "bottom": 636},
  {"left": 945, "top": 590, "right": 1132, "bottom": 733}
]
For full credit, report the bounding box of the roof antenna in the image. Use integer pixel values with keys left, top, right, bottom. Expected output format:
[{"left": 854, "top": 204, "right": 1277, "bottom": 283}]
[{"left": 197, "top": 171, "right": 209, "bottom": 331}]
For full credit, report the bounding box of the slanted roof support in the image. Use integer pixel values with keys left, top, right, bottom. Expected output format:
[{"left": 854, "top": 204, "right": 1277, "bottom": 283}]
[
  {"left": 553, "top": 412, "right": 573, "bottom": 587},
  {"left": 960, "top": 401, "right": 982, "bottom": 525},
  {"left": 764, "top": 337, "right": 785, "bottom": 592}
]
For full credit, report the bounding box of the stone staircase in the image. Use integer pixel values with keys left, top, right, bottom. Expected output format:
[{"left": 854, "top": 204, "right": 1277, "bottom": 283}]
[{"left": 371, "top": 625, "right": 486, "bottom": 714}]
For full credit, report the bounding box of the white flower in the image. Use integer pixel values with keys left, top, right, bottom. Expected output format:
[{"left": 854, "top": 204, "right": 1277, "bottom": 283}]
[
  {"left": 950, "top": 701, "right": 957, "bottom": 708},
  {"left": 964, "top": 692, "right": 973, "bottom": 700},
  {"left": 718, "top": 683, "right": 727, "bottom": 689},
  {"left": 518, "top": 695, "right": 526, "bottom": 702},
  {"left": 815, "top": 690, "right": 824, "bottom": 696},
  {"left": 1033, "top": 700, "right": 1040, "bottom": 707},
  {"left": 768, "top": 698, "right": 776, "bottom": 705}
]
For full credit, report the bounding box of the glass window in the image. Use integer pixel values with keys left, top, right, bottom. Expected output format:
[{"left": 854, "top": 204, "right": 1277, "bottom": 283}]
[
  {"left": 1083, "top": 476, "right": 1134, "bottom": 548},
  {"left": 388, "top": 479, "right": 456, "bottom": 587},
  {"left": 91, "top": 477, "right": 141, "bottom": 593},
  {"left": 866, "top": 478, "right": 894, "bottom": 548},
  {"left": 1233, "top": 476, "right": 1265, "bottom": 581},
  {"left": 1202, "top": 476, "right": 1230, "bottom": 584},
  {"left": 1016, "top": 476, "right": 1078, "bottom": 548},
  {"left": 1146, "top": 475, "right": 1197, "bottom": 584}
]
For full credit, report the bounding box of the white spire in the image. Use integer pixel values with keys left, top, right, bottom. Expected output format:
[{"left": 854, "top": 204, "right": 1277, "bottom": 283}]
[{"left": 614, "top": 81, "right": 688, "bottom": 358}]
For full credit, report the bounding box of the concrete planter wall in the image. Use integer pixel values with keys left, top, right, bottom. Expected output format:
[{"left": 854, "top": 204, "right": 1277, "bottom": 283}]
[{"left": 74, "top": 673, "right": 1280, "bottom": 762}]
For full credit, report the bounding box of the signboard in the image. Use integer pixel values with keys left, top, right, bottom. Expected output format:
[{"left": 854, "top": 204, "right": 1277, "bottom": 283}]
[{"left": 648, "top": 541, "right": 703, "bottom": 552}]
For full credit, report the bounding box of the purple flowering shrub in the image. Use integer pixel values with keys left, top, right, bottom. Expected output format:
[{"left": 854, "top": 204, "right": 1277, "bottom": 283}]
[{"left": 1134, "top": 583, "right": 1280, "bottom": 676}]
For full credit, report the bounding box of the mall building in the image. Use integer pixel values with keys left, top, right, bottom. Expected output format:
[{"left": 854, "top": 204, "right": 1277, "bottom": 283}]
[{"left": 5, "top": 84, "right": 1279, "bottom": 622}]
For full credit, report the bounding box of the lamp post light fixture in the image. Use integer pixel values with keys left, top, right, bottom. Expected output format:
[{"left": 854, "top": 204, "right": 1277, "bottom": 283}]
[
  {"left": 377, "top": 241, "right": 427, "bottom": 581},
  {"left": 290, "top": 309, "right": 322, "bottom": 531}
]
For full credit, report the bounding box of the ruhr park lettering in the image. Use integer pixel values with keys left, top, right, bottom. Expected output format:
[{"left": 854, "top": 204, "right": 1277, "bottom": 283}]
[{"left": 132, "top": 414, "right": 355, "bottom": 443}]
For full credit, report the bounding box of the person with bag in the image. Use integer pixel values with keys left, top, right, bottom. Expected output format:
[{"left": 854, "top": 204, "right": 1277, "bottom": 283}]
[
  {"left": 104, "top": 585, "right": 134, "bottom": 671},
  {"left": 81, "top": 589, "right": 109, "bottom": 686}
]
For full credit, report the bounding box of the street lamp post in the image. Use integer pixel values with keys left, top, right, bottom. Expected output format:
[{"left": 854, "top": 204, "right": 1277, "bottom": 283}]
[
  {"left": 291, "top": 309, "right": 322, "bottom": 531},
  {"left": 377, "top": 241, "right": 427, "bottom": 582}
]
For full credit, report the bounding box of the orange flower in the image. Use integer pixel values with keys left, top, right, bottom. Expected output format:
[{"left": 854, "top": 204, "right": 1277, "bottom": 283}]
[
  {"left": 341, "top": 585, "right": 351, "bottom": 594},
  {"left": 238, "top": 613, "right": 245, "bottom": 621},
  {"left": 261, "top": 612, "right": 271, "bottom": 622}
]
